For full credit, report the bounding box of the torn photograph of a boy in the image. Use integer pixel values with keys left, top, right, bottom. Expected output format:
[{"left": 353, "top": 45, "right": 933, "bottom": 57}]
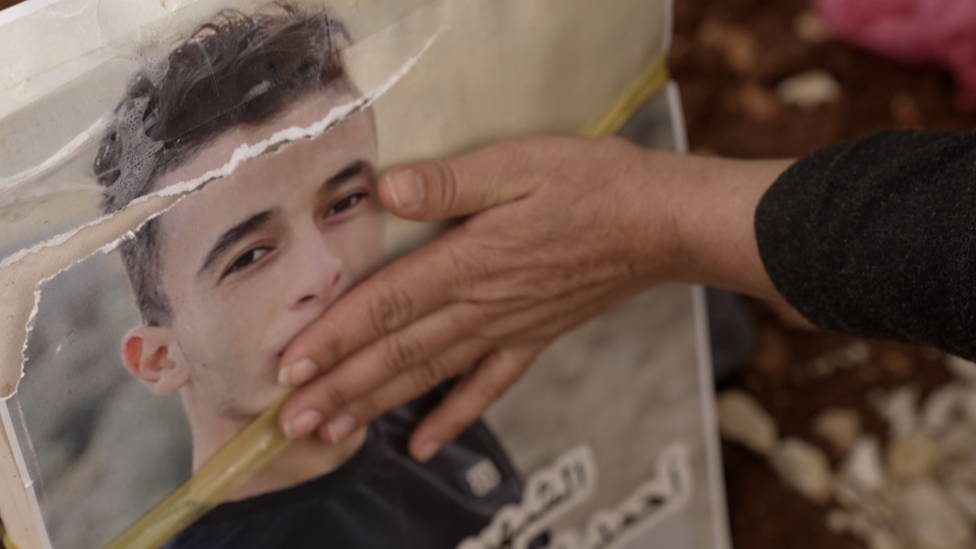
[{"left": 95, "top": 5, "right": 535, "bottom": 548}]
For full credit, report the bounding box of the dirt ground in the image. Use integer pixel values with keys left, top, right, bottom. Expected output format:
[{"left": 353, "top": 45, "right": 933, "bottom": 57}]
[{"left": 669, "top": 0, "right": 976, "bottom": 548}]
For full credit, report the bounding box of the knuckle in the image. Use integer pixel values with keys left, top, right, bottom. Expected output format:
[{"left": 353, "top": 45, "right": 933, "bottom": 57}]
[
  {"left": 349, "top": 396, "right": 380, "bottom": 423},
  {"left": 413, "top": 356, "right": 449, "bottom": 393},
  {"left": 445, "top": 246, "right": 480, "bottom": 292},
  {"left": 381, "top": 333, "right": 425, "bottom": 377},
  {"left": 312, "top": 381, "right": 348, "bottom": 412},
  {"left": 368, "top": 285, "right": 415, "bottom": 335},
  {"left": 428, "top": 159, "right": 460, "bottom": 212},
  {"left": 315, "top": 338, "right": 344, "bottom": 370},
  {"left": 475, "top": 378, "right": 507, "bottom": 404}
]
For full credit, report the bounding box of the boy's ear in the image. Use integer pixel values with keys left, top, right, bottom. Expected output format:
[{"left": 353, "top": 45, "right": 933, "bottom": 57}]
[{"left": 121, "top": 326, "right": 190, "bottom": 395}]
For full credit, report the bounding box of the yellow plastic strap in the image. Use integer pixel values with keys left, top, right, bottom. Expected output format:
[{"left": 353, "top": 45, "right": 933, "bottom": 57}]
[
  {"left": 3, "top": 533, "right": 22, "bottom": 549},
  {"left": 83, "top": 50, "right": 670, "bottom": 549},
  {"left": 101, "top": 396, "right": 292, "bottom": 549},
  {"left": 584, "top": 52, "right": 670, "bottom": 137}
]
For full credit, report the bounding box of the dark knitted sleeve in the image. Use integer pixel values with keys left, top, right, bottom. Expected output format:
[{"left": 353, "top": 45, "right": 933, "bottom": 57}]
[{"left": 755, "top": 128, "right": 976, "bottom": 360}]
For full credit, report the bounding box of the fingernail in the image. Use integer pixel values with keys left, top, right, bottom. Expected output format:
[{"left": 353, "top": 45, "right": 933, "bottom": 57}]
[
  {"left": 414, "top": 439, "right": 441, "bottom": 462},
  {"left": 385, "top": 169, "right": 425, "bottom": 211},
  {"left": 325, "top": 412, "right": 356, "bottom": 444},
  {"left": 284, "top": 410, "right": 323, "bottom": 440},
  {"left": 279, "top": 358, "right": 317, "bottom": 387}
]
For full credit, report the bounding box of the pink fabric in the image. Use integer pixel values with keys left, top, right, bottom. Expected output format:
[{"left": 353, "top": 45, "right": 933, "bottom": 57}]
[{"left": 815, "top": 0, "right": 976, "bottom": 109}]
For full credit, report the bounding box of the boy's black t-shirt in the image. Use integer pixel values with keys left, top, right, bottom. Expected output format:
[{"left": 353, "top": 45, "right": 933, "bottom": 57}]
[{"left": 163, "top": 388, "right": 527, "bottom": 549}]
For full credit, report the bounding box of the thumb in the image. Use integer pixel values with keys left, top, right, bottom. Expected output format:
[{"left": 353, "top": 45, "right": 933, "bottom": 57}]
[{"left": 379, "top": 143, "right": 534, "bottom": 221}]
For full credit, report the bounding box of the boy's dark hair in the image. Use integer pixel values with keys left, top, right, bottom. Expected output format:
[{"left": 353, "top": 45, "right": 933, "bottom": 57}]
[{"left": 94, "top": 5, "right": 350, "bottom": 326}]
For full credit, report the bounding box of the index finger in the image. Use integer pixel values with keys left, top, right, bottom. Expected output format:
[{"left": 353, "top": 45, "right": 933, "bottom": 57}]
[{"left": 278, "top": 233, "right": 463, "bottom": 387}]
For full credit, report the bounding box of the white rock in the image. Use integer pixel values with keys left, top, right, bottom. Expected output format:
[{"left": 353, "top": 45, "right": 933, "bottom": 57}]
[
  {"left": 922, "top": 383, "right": 962, "bottom": 434},
  {"left": 946, "top": 355, "right": 976, "bottom": 385},
  {"left": 696, "top": 19, "right": 759, "bottom": 74},
  {"left": 775, "top": 69, "right": 841, "bottom": 110},
  {"left": 717, "top": 390, "right": 778, "bottom": 455},
  {"left": 841, "top": 436, "right": 886, "bottom": 491},
  {"left": 888, "top": 432, "right": 942, "bottom": 482},
  {"left": 835, "top": 478, "right": 897, "bottom": 527},
  {"left": 770, "top": 437, "right": 834, "bottom": 504},
  {"left": 813, "top": 407, "right": 861, "bottom": 454},
  {"left": 839, "top": 341, "right": 871, "bottom": 367},
  {"left": 899, "top": 481, "right": 972, "bottom": 549},
  {"left": 873, "top": 387, "right": 918, "bottom": 439}
]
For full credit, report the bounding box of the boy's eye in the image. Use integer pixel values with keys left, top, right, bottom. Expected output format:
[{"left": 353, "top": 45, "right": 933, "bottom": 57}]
[
  {"left": 327, "top": 192, "right": 366, "bottom": 217},
  {"left": 224, "top": 247, "right": 271, "bottom": 277}
]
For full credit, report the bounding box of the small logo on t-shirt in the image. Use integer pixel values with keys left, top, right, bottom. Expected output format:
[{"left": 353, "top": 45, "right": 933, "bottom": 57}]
[{"left": 466, "top": 459, "right": 502, "bottom": 497}]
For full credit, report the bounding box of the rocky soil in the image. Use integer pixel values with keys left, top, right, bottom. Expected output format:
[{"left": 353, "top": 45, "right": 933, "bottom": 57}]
[{"left": 670, "top": 0, "right": 976, "bottom": 547}]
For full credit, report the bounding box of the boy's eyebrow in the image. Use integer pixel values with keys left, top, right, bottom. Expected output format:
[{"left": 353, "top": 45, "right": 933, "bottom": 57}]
[
  {"left": 198, "top": 209, "right": 277, "bottom": 276},
  {"left": 324, "top": 160, "right": 371, "bottom": 189}
]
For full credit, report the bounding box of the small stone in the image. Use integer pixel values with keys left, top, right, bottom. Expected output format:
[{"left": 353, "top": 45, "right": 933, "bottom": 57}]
[
  {"left": 813, "top": 407, "right": 861, "bottom": 454},
  {"left": 899, "top": 481, "right": 972, "bottom": 549},
  {"left": 793, "top": 10, "right": 830, "bottom": 44},
  {"left": 841, "top": 436, "right": 885, "bottom": 491},
  {"left": 697, "top": 19, "right": 759, "bottom": 74},
  {"left": 775, "top": 69, "right": 841, "bottom": 110},
  {"left": 888, "top": 432, "right": 942, "bottom": 482},
  {"left": 770, "top": 437, "right": 834, "bottom": 504},
  {"left": 809, "top": 356, "right": 836, "bottom": 377},
  {"left": 717, "top": 390, "right": 778, "bottom": 455},
  {"left": 839, "top": 341, "right": 871, "bottom": 367},
  {"left": 946, "top": 355, "right": 976, "bottom": 385},
  {"left": 921, "top": 383, "right": 962, "bottom": 435},
  {"left": 873, "top": 387, "right": 918, "bottom": 439}
]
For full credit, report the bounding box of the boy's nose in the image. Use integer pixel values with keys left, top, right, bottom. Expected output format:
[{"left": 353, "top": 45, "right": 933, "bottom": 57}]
[{"left": 289, "top": 232, "right": 343, "bottom": 309}]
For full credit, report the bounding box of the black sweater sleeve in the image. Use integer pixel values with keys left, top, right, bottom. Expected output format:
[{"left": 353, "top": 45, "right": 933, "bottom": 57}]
[{"left": 755, "top": 128, "right": 976, "bottom": 360}]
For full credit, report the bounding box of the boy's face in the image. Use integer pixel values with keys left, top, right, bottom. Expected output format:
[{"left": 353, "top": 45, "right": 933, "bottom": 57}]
[{"left": 127, "top": 88, "right": 384, "bottom": 421}]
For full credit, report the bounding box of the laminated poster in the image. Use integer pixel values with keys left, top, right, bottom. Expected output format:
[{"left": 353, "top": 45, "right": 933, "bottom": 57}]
[{"left": 0, "top": 1, "right": 731, "bottom": 548}]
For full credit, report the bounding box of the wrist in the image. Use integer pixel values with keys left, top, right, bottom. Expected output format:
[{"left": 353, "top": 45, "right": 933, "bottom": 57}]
[{"left": 662, "top": 153, "right": 793, "bottom": 302}]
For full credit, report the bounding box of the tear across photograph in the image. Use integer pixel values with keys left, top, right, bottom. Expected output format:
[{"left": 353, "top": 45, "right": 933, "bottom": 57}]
[{"left": 0, "top": 1, "right": 729, "bottom": 549}]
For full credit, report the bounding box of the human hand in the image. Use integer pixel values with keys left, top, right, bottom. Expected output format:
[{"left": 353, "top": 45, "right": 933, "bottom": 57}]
[{"left": 277, "top": 135, "right": 788, "bottom": 460}]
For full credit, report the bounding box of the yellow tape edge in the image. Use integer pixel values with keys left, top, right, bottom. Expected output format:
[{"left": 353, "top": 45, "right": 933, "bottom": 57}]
[
  {"left": 584, "top": 52, "right": 670, "bottom": 137},
  {"left": 3, "top": 49, "right": 670, "bottom": 549},
  {"left": 3, "top": 533, "right": 21, "bottom": 549},
  {"left": 102, "top": 395, "right": 292, "bottom": 549}
]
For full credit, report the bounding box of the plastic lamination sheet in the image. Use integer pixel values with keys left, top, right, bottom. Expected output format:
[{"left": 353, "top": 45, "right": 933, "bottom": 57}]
[{"left": 0, "top": 1, "right": 729, "bottom": 548}]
